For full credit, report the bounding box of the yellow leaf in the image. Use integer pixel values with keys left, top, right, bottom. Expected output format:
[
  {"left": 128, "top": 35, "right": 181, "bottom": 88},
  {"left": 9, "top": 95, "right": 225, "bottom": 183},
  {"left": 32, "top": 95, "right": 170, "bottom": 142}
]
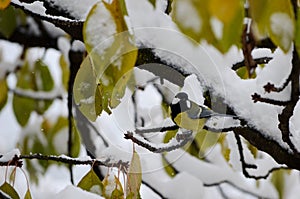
[
  {"left": 208, "top": 0, "right": 240, "bottom": 23},
  {"left": 0, "top": 0, "right": 10, "bottom": 10}
]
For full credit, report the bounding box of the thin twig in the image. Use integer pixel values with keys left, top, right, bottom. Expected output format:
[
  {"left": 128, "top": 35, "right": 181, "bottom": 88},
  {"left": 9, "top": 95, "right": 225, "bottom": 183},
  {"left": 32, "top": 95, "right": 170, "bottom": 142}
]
[
  {"left": 204, "top": 180, "right": 273, "bottom": 199},
  {"left": 135, "top": 125, "right": 179, "bottom": 134},
  {"left": 124, "top": 131, "right": 192, "bottom": 153},
  {"left": 232, "top": 57, "right": 273, "bottom": 71},
  {"left": 0, "top": 154, "right": 129, "bottom": 172},
  {"left": 251, "top": 93, "right": 289, "bottom": 106},
  {"left": 234, "top": 132, "right": 290, "bottom": 179}
]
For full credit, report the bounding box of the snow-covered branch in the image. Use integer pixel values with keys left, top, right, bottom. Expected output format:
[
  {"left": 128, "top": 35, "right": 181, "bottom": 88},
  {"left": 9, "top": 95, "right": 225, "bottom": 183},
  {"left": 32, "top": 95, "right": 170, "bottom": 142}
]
[{"left": 0, "top": 153, "right": 129, "bottom": 172}]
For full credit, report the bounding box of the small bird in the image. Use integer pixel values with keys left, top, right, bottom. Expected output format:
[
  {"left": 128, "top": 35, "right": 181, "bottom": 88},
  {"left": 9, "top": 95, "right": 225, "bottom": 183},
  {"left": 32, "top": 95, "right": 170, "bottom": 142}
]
[{"left": 169, "top": 92, "right": 230, "bottom": 132}]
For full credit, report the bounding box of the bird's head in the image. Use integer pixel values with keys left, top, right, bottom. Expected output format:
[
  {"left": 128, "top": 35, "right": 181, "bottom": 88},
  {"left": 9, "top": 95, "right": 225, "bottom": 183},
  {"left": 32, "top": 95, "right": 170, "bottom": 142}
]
[{"left": 170, "top": 92, "right": 191, "bottom": 118}]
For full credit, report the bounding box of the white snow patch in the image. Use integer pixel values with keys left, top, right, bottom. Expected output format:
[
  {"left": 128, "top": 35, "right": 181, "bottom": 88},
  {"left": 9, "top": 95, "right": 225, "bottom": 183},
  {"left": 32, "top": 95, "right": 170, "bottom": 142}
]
[
  {"left": 270, "top": 12, "right": 294, "bottom": 50},
  {"left": 210, "top": 16, "right": 223, "bottom": 39},
  {"left": 54, "top": 185, "right": 104, "bottom": 199},
  {"left": 175, "top": 0, "right": 202, "bottom": 33}
]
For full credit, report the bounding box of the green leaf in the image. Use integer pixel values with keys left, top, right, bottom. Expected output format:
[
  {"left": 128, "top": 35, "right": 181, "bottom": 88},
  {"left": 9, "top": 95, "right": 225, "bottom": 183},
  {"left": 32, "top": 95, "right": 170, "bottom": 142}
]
[
  {"left": 0, "top": 78, "right": 8, "bottom": 111},
  {"left": 34, "top": 60, "right": 54, "bottom": 114},
  {"left": 59, "top": 55, "right": 69, "bottom": 91},
  {"left": 13, "top": 61, "right": 35, "bottom": 126},
  {"left": 78, "top": 169, "right": 103, "bottom": 195},
  {"left": 74, "top": 0, "right": 137, "bottom": 121},
  {"left": 0, "top": 6, "right": 16, "bottom": 37},
  {"left": 0, "top": 182, "right": 20, "bottom": 199},
  {"left": 71, "top": 117, "right": 81, "bottom": 157},
  {"left": 126, "top": 150, "right": 142, "bottom": 199},
  {"left": 24, "top": 189, "right": 32, "bottom": 199}
]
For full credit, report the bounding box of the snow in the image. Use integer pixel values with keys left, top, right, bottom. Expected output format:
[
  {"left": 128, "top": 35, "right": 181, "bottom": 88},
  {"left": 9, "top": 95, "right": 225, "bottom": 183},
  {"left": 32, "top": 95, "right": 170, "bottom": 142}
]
[
  {"left": 0, "top": 149, "right": 20, "bottom": 162},
  {"left": 2, "top": 0, "right": 300, "bottom": 198},
  {"left": 126, "top": 0, "right": 295, "bottom": 150},
  {"left": 44, "top": 0, "right": 99, "bottom": 20},
  {"left": 165, "top": 147, "right": 278, "bottom": 198},
  {"left": 54, "top": 185, "right": 104, "bottom": 199},
  {"left": 210, "top": 17, "right": 223, "bottom": 39}
]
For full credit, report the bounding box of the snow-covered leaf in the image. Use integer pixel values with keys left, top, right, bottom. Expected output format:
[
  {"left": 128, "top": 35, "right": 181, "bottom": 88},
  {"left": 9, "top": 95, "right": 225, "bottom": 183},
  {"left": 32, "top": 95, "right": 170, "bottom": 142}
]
[
  {"left": 77, "top": 169, "right": 103, "bottom": 195},
  {"left": 173, "top": 0, "right": 244, "bottom": 52},
  {"left": 0, "top": 78, "right": 8, "bottom": 111},
  {"left": 74, "top": 0, "right": 137, "bottom": 121},
  {"left": 249, "top": 0, "right": 295, "bottom": 52},
  {"left": 0, "top": 182, "right": 20, "bottom": 199},
  {"left": 126, "top": 150, "right": 142, "bottom": 199},
  {"left": 208, "top": 0, "right": 244, "bottom": 52}
]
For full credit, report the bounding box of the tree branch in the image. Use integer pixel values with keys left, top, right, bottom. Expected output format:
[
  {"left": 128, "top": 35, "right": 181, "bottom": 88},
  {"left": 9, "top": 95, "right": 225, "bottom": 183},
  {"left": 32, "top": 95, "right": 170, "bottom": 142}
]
[
  {"left": 10, "top": 1, "right": 84, "bottom": 40},
  {"left": 251, "top": 93, "right": 288, "bottom": 106},
  {"left": 124, "top": 131, "right": 192, "bottom": 153},
  {"left": 0, "top": 154, "right": 129, "bottom": 172}
]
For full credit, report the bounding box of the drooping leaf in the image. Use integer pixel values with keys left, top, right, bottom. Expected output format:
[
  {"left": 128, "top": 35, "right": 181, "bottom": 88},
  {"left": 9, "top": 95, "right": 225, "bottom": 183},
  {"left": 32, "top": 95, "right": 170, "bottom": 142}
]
[
  {"left": 77, "top": 169, "right": 103, "bottom": 195},
  {"left": 0, "top": 6, "right": 16, "bottom": 37},
  {"left": 59, "top": 55, "right": 70, "bottom": 91},
  {"left": 33, "top": 60, "right": 54, "bottom": 114},
  {"left": 74, "top": 0, "right": 137, "bottom": 121},
  {"left": 0, "top": 78, "right": 8, "bottom": 111},
  {"left": 13, "top": 62, "right": 35, "bottom": 126},
  {"left": 0, "top": 182, "right": 20, "bottom": 199},
  {"left": 102, "top": 174, "right": 124, "bottom": 198},
  {"left": 71, "top": 117, "right": 81, "bottom": 157},
  {"left": 126, "top": 150, "right": 142, "bottom": 199}
]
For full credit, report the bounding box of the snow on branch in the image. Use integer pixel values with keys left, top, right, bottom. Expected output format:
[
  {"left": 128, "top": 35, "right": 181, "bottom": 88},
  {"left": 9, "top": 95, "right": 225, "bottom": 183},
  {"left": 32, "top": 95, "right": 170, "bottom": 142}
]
[
  {"left": 124, "top": 130, "right": 193, "bottom": 153},
  {"left": 0, "top": 153, "right": 129, "bottom": 172}
]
